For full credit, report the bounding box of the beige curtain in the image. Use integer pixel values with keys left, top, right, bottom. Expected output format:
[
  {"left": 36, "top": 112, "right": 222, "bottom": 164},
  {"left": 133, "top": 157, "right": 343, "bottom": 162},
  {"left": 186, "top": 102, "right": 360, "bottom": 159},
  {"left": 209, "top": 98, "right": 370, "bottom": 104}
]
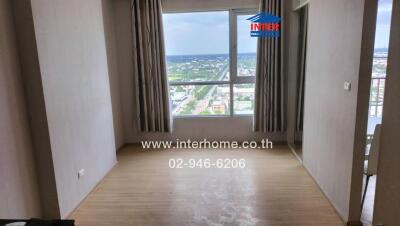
[
  {"left": 131, "top": 0, "right": 171, "bottom": 132},
  {"left": 254, "top": 0, "right": 285, "bottom": 132}
]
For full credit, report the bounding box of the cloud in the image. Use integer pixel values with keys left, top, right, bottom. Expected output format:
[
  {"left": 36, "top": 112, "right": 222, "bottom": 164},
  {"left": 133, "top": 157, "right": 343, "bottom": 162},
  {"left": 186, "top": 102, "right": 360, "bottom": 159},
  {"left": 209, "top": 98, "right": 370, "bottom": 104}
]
[
  {"left": 163, "top": 12, "right": 230, "bottom": 55},
  {"left": 378, "top": 0, "right": 393, "bottom": 13},
  {"left": 378, "top": 4, "right": 392, "bottom": 13}
]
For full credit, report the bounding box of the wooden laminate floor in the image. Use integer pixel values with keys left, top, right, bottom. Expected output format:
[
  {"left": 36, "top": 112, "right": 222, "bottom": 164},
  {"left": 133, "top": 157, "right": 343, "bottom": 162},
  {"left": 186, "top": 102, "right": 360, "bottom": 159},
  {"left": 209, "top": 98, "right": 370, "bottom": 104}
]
[{"left": 70, "top": 145, "right": 344, "bottom": 226}]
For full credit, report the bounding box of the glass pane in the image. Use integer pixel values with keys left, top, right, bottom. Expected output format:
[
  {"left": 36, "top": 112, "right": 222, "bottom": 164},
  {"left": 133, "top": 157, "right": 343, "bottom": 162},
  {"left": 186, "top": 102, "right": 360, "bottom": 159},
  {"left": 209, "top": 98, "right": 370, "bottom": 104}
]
[
  {"left": 372, "top": 57, "right": 388, "bottom": 76},
  {"left": 163, "top": 12, "right": 229, "bottom": 83},
  {"left": 378, "top": 79, "right": 386, "bottom": 104},
  {"left": 237, "top": 15, "right": 257, "bottom": 77},
  {"left": 369, "top": 106, "right": 377, "bottom": 117},
  {"left": 170, "top": 85, "right": 230, "bottom": 116},
  {"left": 377, "top": 106, "right": 383, "bottom": 117},
  {"left": 370, "top": 79, "right": 379, "bottom": 102},
  {"left": 234, "top": 84, "right": 255, "bottom": 115}
]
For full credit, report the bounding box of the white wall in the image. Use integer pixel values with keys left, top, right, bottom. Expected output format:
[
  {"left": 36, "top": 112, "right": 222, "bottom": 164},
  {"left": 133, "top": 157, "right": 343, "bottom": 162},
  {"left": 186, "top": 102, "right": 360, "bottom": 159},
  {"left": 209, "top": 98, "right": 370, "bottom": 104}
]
[
  {"left": 102, "top": 0, "right": 124, "bottom": 149},
  {"left": 29, "top": 0, "right": 117, "bottom": 217},
  {"left": 0, "top": 0, "right": 42, "bottom": 218},
  {"left": 302, "top": 0, "right": 365, "bottom": 221},
  {"left": 113, "top": 0, "right": 286, "bottom": 143},
  {"left": 12, "top": 0, "right": 61, "bottom": 217}
]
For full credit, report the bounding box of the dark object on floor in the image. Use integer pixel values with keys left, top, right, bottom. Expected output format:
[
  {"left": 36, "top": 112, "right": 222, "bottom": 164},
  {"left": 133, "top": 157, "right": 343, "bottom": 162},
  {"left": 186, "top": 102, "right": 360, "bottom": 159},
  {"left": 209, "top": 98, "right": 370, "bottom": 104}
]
[{"left": 0, "top": 219, "right": 74, "bottom": 226}]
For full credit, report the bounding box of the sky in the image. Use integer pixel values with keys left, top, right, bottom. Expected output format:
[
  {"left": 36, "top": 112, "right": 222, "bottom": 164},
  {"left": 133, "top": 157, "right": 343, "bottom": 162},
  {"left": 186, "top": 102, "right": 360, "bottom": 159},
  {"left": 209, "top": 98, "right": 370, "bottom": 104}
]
[
  {"left": 375, "top": 0, "right": 393, "bottom": 49},
  {"left": 163, "top": 0, "right": 392, "bottom": 56},
  {"left": 163, "top": 11, "right": 256, "bottom": 55}
]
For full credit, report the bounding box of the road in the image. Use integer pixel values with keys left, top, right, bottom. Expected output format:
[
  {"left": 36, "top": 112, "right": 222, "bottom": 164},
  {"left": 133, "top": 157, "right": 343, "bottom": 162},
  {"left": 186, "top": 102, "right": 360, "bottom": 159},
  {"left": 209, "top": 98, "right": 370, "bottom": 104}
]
[{"left": 174, "top": 64, "right": 229, "bottom": 115}]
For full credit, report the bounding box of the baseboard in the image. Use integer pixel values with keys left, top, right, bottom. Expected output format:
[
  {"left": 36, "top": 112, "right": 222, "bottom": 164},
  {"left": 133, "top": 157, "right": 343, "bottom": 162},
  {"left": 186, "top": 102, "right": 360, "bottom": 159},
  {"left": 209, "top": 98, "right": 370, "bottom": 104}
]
[
  {"left": 288, "top": 143, "right": 303, "bottom": 163},
  {"left": 290, "top": 145, "right": 350, "bottom": 224},
  {"left": 302, "top": 164, "right": 347, "bottom": 224},
  {"left": 64, "top": 161, "right": 118, "bottom": 219}
]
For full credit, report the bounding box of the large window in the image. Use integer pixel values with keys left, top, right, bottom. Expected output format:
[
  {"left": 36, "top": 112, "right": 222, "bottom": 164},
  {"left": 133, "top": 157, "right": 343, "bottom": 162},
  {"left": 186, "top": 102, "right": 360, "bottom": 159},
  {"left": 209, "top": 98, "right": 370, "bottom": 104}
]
[{"left": 163, "top": 10, "right": 257, "bottom": 117}]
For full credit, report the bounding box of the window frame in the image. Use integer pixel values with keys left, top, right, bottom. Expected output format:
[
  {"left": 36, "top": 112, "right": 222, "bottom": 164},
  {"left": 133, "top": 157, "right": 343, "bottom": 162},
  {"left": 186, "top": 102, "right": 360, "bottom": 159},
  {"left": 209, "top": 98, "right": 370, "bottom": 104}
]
[{"left": 165, "top": 9, "right": 258, "bottom": 118}]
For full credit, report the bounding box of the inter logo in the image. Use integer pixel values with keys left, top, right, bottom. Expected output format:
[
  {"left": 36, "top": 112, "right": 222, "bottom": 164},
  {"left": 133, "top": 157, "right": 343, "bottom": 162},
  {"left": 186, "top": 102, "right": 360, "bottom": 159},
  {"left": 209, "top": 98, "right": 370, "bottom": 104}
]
[{"left": 247, "top": 12, "right": 281, "bottom": 38}]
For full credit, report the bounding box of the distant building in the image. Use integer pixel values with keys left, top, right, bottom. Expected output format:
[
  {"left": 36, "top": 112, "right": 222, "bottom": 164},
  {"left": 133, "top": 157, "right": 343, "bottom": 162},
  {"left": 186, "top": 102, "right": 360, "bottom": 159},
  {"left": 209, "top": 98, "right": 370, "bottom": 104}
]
[
  {"left": 171, "top": 92, "right": 186, "bottom": 102},
  {"left": 234, "top": 87, "right": 254, "bottom": 96},
  {"left": 211, "top": 100, "right": 227, "bottom": 114}
]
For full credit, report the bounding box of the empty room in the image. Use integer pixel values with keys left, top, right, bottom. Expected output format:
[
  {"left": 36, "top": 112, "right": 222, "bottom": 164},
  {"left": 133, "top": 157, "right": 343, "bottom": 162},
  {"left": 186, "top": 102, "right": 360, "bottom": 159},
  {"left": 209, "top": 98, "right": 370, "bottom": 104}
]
[{"left": 1, "top": 0, "right": 399, "bottom": 226}]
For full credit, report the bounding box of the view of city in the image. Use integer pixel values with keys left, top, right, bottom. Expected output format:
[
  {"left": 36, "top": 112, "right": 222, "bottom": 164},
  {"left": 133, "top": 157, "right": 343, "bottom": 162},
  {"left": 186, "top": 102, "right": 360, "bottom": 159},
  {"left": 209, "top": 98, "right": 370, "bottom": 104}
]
[
  {"left": 168, "top": 53, "right": 256, "bottom": 116},
  {"left": 167, "top": 50, "right": 387, "bottom": 117},
  {"left": 163, "top": 10, "right": 258, "bottom": 117},
  {"left": 370, "top": 49, "right": 388, "bottom": 117}
]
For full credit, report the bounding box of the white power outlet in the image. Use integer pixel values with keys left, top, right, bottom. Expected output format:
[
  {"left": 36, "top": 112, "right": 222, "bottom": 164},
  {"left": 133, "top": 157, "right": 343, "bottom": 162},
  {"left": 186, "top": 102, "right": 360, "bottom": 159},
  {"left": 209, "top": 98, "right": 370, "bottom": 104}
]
[
  {"left": 344, "top": 81, "right": 352, "bottom": 91},
  {"left": 78, "top": 169, "right": 85, "bottom": 179}
]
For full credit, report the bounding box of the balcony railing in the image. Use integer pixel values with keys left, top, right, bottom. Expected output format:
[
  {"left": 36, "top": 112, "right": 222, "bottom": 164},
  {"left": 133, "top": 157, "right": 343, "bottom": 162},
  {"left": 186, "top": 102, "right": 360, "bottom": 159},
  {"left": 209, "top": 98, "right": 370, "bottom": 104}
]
[
  {"left": 369, "top": 56, "right": 387, "bottom": 118},
  {"left": 369, "top": 76, "right": 386, "bottom": 117}
]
